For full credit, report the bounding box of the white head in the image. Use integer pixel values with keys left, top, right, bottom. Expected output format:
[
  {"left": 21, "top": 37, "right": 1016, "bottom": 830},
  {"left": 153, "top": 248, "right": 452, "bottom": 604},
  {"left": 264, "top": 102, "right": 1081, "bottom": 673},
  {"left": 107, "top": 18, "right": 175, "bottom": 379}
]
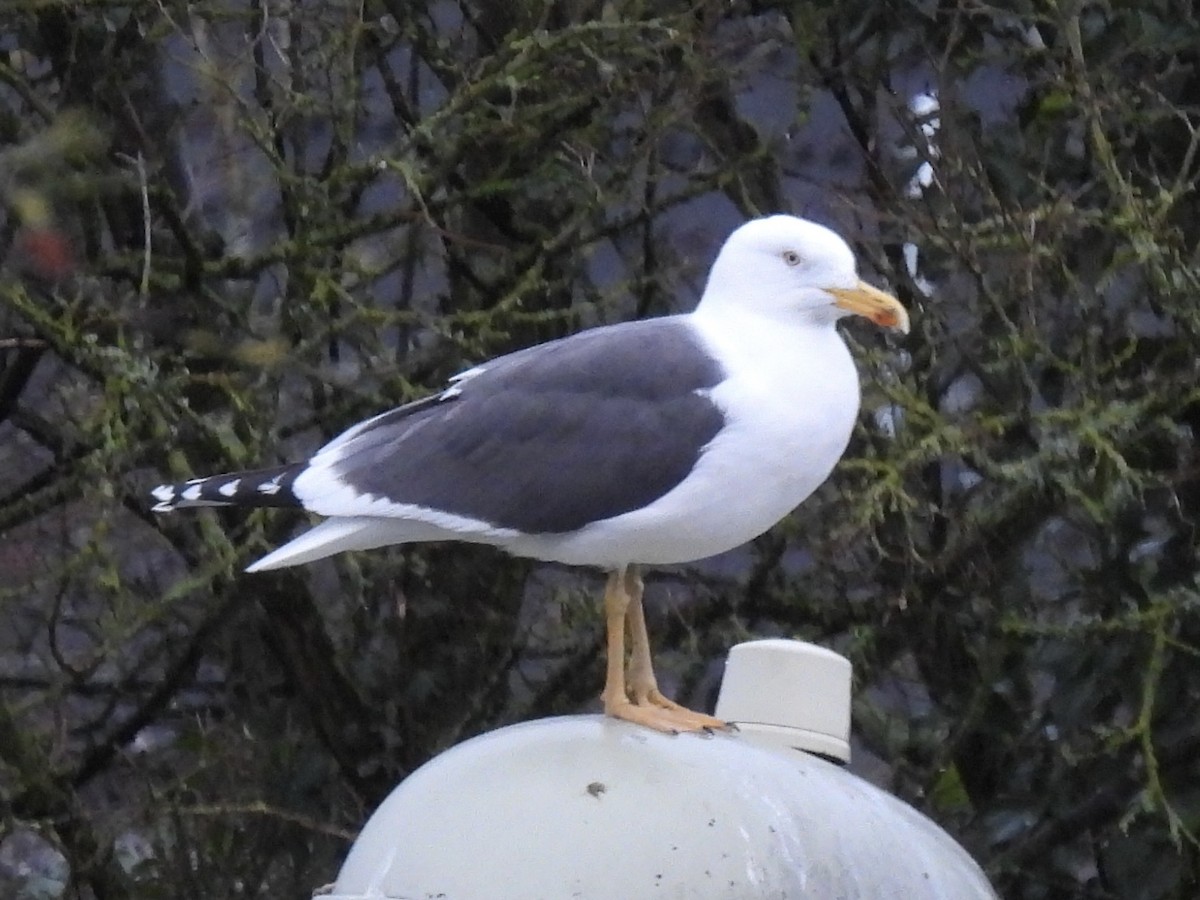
[{"left": 698, "top": 215, "right": 909, "bottom": 333}]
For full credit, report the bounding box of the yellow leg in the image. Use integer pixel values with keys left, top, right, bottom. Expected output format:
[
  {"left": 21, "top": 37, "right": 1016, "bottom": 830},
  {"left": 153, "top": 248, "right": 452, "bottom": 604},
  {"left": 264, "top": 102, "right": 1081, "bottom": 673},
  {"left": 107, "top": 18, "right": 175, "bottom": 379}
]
[
  {"left": 623, "top": 568, "right": 728, "bottom": 731},
  {"left": 600, "top": 570, "right": 632, "bottom": 715},
  {"left": 601, "top": 567, "right": 729, "bottom": 733}
]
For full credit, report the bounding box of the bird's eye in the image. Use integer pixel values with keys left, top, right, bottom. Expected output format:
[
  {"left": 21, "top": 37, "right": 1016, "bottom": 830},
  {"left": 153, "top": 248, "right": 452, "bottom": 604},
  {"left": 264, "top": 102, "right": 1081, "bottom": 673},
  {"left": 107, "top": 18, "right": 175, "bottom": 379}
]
[{"left": 782, "top": 250, "right": 802, "bottom": 266}]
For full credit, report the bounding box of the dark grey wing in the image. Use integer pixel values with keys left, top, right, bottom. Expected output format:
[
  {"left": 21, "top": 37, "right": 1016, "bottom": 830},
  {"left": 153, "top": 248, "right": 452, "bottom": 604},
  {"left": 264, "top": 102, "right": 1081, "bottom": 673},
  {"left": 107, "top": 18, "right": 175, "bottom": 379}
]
[{"left": 314, "top": 317, "right": 727, "bottom": 533}]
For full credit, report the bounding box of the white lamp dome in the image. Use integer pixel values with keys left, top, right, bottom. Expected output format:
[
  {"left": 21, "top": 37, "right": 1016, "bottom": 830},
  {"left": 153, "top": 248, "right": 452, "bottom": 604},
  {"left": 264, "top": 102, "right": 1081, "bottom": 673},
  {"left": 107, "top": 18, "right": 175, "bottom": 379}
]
[{"left": 323, "top": 641, "right": 997, "bottom": 900}]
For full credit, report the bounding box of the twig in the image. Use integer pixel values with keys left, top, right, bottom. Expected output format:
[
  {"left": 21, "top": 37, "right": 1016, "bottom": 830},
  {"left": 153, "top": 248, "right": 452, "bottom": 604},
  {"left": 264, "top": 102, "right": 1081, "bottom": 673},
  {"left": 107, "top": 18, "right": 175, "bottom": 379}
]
[
  {"left": 174, "top": 800, "right": 356, "bottom": 841},
  {"left": 0, "top": 337, "right": 48, "bottom": 349},
  {"left": 116, "top": 151, "right": 152, "bottom": 297}
]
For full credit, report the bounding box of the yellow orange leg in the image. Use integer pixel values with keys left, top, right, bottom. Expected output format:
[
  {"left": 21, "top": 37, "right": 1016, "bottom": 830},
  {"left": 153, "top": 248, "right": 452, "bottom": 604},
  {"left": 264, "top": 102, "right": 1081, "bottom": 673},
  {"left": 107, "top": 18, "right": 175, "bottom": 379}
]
[
  {"left": 621, "top": 567, "right": 728, "bottom": 732},
  {"left": 599, "top": 570, "right": 632, "bottom": 716},
  {"left": 600, "top": 568, "right": 707, "bottom": 733}
]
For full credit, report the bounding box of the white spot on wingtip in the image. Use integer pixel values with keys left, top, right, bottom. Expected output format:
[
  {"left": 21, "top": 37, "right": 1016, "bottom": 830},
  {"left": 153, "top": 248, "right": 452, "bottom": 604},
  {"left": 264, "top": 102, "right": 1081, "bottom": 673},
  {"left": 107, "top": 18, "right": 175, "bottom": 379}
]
[
  {"left": 258, "top": 476, "right": 283, "bottom": 495},
  {"left": 181, "top": 485, "right": 203, "bottom": 501},
  {"left": 218, "top": 479, "right": 240, "bottom": 497},
  {"left": 151, "top": 485, "right": 174, "bottom": 501}
]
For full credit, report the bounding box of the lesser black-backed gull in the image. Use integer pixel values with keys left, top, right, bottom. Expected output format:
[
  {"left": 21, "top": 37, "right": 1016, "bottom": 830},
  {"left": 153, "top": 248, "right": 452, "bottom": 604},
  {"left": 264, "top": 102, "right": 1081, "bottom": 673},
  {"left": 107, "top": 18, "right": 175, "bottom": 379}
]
[{"left": 151, "top": 215, "right": 909, "bottom": 732}]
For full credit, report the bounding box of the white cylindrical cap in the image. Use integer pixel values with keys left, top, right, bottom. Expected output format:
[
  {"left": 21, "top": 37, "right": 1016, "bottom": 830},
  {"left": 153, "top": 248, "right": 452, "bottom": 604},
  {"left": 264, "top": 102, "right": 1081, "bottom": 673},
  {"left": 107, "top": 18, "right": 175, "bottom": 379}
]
[{"left": 714, "top": 638, "right": 852, "bottom": 762}]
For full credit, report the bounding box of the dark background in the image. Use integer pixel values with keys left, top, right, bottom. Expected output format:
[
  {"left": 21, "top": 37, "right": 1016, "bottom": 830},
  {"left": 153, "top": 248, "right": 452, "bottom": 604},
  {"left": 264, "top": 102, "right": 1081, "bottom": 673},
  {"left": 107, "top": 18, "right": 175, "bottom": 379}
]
[{"left": 2, "top": 2, "right": 1198, "bottom": 897}]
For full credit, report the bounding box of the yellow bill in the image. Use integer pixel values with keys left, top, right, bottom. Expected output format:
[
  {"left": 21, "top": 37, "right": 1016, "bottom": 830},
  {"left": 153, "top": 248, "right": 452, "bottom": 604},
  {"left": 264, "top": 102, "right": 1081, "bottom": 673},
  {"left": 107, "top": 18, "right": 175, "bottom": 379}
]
[{"left": 828, "top": 282, "right": 910, "bottom": 334}]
